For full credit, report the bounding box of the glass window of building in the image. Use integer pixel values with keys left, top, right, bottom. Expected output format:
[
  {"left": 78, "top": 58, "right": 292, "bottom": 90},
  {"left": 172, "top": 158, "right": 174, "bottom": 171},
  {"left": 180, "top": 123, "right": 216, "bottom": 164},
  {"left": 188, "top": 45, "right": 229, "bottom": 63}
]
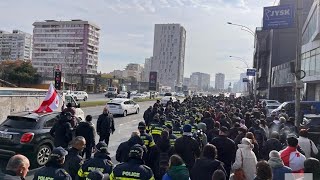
[
  {"left": 310, "top": 55, "right": 316, "bottom": 76},
  {"left": 316, "top": 53, "right": 320, "bottom": 75}
]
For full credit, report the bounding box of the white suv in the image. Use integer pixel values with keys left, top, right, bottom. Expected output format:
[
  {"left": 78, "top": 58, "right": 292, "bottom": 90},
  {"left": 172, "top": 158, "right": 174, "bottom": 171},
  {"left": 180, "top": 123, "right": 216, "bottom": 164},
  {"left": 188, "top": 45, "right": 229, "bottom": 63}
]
[{"left": 71, "top": 91, "right": 88, "bottom": 101}]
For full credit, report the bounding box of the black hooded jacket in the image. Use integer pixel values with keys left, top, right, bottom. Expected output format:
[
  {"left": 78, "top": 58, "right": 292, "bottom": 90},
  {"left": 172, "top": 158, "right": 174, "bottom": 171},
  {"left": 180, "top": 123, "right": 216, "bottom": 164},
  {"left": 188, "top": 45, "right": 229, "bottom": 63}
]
[
  {"left": 116, "top": 136, "right": 145, "bottom": 163},
  {"left": 191, "top": 158, "right": 226, "bottom": 180}
]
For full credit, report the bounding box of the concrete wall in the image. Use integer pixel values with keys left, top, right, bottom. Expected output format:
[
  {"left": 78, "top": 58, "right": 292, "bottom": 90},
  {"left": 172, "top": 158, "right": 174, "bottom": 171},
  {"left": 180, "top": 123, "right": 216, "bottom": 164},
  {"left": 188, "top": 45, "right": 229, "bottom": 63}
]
[{"left": 0, "top": 95, "right": 46, "bottom": 124}]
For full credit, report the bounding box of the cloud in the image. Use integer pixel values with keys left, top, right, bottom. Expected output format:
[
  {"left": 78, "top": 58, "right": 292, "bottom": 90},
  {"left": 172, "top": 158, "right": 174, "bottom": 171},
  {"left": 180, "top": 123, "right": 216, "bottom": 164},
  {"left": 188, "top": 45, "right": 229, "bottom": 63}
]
[{"left": 0, "top": 0, "right": 274, "bottom": 80}]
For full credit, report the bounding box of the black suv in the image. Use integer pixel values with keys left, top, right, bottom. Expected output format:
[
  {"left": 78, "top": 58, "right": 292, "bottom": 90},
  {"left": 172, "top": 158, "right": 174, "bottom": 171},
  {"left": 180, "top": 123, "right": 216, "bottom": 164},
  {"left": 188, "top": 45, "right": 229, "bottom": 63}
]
[{"left": 0, "top": 112, "right": 80, "bottom": 167}]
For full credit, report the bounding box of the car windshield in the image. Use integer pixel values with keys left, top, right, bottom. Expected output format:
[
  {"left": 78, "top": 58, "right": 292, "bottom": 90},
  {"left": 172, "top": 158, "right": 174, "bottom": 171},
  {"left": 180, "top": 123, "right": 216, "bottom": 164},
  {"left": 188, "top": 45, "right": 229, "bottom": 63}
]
[
  {"left": 267, "top": 100, "right": 278, "bottom": 104},
  {"left": 2, "top": 116, "right": 38, "bottom": 129},
  {"left": 108, "top": 87, "right": 115, "bottom": 91},
  {"left": 267, "top": 105, "right": 279, "bottom": 109}
]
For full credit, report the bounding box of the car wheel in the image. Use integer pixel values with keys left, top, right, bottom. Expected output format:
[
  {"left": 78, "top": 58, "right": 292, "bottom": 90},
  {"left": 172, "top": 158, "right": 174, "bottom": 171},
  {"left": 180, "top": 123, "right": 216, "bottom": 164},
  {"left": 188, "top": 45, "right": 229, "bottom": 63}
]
[
  {"left": 123, "top": 110, "right": 127, "bottom": 117},
  {"left": 136, "top": 108, "right": 139, "bottom": 114},
  {"left": 36, "top": 144, "right": 52, "bottom": 167},
  {"left": 83, "top": 97, "right": 87, "bottom": 101}
]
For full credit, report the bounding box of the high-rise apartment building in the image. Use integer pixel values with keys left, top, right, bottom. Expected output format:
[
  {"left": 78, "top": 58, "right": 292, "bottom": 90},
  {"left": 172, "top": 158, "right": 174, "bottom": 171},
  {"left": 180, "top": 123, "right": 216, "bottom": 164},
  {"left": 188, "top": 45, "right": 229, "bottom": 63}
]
[
  {"left": 32, "top": 20, "right": 100, "bottom": 78},
  {"left": 215, "top": 73, "right": 225, "bottom": 91},
  {"left": 142, "top": 57, "right": 153, "bottom": 82},
  {"left": 152, "top": 24, "right": 186, "bottom": 90},
  {"left": 190, "top": 72, "right": 210, "bottom": 91},
  {"left": 0, "top": 30, "right": 32, "bottom": 61},
  {"left": 124, "top": 63, "right": 143, "bottom": 81}
]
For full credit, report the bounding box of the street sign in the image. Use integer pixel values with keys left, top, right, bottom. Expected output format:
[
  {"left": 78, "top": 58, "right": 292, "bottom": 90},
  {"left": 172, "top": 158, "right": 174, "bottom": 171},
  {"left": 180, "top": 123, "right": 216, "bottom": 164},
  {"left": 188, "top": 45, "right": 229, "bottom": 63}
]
[
  {"left": 149, "top": 72, "right": 157, "bottom": 91},
  {"left": 243, "top": 78, "right": 249, "bottom": 82},
  {"left": 263, "top": 4, "right": 294, "bottom": 30},
  {"left": 247, "top": 69, "right": 256, "bottom": 76},
  {"left": 54, "top": 70, "right": 62, "bottom": 90}
]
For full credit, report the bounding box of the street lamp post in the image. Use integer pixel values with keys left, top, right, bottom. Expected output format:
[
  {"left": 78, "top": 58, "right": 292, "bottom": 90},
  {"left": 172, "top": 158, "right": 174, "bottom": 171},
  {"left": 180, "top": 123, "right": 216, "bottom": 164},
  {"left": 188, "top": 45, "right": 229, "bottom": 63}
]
[{"left": 227, "top": 22, "right": 258, "bottom": 103}]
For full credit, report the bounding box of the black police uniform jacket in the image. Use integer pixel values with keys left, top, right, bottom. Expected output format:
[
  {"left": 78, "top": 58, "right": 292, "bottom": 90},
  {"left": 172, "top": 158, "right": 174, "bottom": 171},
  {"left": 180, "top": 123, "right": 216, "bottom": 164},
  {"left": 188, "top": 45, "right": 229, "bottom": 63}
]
[
  {"left": 64, "top": 147, "right": 83, "bottom": 180},
  {"left": 97, "top": 113, "right": 115, "bottom": 137},
  {"left": 33, "top": 161, "right": 72, "bottom": 180},
  {"left": 77, "top": 152, "right": 113, "bottom": 179},
  {"left": 110, "top": 158, "right": 154, "bottom": 180},
  {"left": 0, "top": 170, "right": 23, "bottom": 180},
  {"left": 116, "top": 135, "right": 145, "bottom": 163},
  {"left": 75, "top": 121, "right": 96, "bottom": 148}
]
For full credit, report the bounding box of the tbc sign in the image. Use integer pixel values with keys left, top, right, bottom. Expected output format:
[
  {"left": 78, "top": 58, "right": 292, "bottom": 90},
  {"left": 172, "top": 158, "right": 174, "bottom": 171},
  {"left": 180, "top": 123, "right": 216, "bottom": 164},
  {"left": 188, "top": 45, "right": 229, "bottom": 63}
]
[
  {"left": 247, "top": 69, "right": 256, "bottom": 76},
  {"left": 263, "top": 4, "right": 294, "bottom": 30}
]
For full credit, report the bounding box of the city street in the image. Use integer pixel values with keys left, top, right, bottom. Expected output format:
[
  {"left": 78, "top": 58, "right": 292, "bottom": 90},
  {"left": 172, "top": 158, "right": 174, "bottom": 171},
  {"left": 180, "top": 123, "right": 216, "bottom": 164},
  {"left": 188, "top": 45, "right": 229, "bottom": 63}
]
[
  {"left": 84, "top": 93, "right": 108, "bottom": 102},
  {"left": 17, "top": 100, "right": 153, "bottom": 180}
]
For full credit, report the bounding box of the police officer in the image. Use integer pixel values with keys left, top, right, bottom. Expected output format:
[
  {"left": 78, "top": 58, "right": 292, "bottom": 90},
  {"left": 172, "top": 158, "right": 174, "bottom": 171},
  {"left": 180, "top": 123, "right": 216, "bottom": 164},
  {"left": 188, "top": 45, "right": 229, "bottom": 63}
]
[
  {"left": 110, "top": 144, "right": 155, "bottom": 180},
  {"left": 78, "top": 142, "right": 113, "bottom": 179},
  {"left": 165, "top": 124, "right": 177, "bottom": 146},
  {"left": 50, "top": 112, "right": 73, "bottom": 148},
  {"left": 33, "top": 147, "right": 72, "bottom": 180},
  {"left": 172, "top": 119, "right": 183, "bottom": 138},
  {"left": 64, "top": 136, "right": 86, "bottom": 180},
  {"left": 149, "top": 114, "right": 164, "bottom": 144},
  {"left": 138, "top": 121, "right": 155, "bottom": 150}
]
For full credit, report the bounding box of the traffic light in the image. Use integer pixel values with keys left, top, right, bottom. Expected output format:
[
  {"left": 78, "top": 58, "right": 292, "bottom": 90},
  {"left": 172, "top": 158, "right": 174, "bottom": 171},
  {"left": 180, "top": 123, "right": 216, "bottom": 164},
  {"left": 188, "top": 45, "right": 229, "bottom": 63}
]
[{"left": 54, "top": 71, "right": 62, "bottom": 90}]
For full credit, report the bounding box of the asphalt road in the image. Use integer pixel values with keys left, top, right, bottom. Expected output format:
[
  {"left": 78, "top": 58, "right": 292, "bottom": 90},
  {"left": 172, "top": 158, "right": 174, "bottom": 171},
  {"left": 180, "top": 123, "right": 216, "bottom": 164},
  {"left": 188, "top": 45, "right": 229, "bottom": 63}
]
[{"left": 22, "top": 100, "right": 154, "bottom": 180}]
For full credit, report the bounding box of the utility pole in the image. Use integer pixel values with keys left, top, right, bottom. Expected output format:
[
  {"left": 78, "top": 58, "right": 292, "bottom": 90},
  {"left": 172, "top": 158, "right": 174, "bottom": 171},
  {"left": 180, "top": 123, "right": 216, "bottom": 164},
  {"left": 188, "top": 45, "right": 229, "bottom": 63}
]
[{"left": 295, "top": 0, "right": 302, "bottom": 127}]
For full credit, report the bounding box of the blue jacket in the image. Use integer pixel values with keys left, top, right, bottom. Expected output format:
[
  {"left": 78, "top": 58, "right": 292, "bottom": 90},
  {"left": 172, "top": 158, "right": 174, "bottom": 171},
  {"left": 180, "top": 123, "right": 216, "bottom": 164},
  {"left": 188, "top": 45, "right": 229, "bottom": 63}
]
[{"left": 272, "top": 166, "right": 293, "bottom": 180}]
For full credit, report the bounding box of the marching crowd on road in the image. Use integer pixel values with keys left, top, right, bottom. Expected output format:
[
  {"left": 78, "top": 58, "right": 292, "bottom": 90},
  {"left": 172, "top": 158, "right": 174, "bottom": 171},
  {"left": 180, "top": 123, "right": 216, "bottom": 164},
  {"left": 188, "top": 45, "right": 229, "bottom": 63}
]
[{"left": 2, "top": 95, "right": 320, "bottom": 180}]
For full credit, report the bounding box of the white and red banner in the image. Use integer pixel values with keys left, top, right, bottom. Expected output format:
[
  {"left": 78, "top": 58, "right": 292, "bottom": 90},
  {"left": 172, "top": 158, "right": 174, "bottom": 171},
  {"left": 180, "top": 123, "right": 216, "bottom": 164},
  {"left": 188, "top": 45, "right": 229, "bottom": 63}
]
[{"left": 34, "top": 84, "right": 60, "bottom": 113}]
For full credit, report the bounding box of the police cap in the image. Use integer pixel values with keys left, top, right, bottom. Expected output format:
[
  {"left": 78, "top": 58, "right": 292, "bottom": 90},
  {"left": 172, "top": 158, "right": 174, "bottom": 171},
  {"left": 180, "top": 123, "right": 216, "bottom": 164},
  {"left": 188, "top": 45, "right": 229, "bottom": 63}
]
[
  {"left": 129, "top": 144, "right": 143, "bottom": 159},
  {"left": 96, "top": 142, "right": 110, "bottom": 155},
  {"left": 51, "top": 147, "right": 68, "bottom": 159},
  {"left": 87, "top": 170, "right": 104, "bottom": 180}
]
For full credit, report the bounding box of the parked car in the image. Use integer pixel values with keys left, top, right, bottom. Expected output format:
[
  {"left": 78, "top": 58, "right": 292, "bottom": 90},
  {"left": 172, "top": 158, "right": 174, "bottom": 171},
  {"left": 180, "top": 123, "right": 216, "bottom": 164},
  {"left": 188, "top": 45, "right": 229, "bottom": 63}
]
[
  {"left": 265, "top": 104, "right": 280, "bottom": 117},
  {"left": 160, "top": 96, "right": 177, "bottom": 106},
  {"left": 132, "top": 93, "right": 147, "bottom": 99},
  {"left": 117, "top": 91, "right": 128, "bottom": 98},
  {"left": 262, "top": 100, "right": 281, "bottom": 107},
  {"left": 0, "top": 112, "right": 82, "bottom": 168},
  {"left": 176, "top": 92, "right": 185, "bottom": 98},
  {"left": 105, "top": 87, "right": 119, "bottom": 98},
  {"left": 106, "top": 98, "right": 140, "bottom": 117},
  {"left": 70, "top": 91, "right": 88, "bottom": 101},
  {"left": 300, "top": 114, "right": 320, "bottom": 147},
  {"left": 272, "top": 101, "right": 320, "bottom": 119}
]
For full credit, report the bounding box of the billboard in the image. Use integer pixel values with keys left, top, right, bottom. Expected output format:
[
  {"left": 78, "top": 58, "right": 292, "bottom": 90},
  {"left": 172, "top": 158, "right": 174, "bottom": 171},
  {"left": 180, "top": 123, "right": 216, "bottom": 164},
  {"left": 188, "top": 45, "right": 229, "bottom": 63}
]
[
  {"left": 263, "top": 4, "right": 294, "bottom": 30},
  {"left": 149, "top": 71, "right": 157, "bottom": 91},
  {"left": 247, "top": 69, "right": 256, "bottom": 76}
]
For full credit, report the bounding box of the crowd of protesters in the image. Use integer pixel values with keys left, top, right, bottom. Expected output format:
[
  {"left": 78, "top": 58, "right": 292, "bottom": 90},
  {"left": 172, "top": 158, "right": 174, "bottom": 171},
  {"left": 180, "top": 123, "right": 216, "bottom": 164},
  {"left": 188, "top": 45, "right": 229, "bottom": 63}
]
[{"left": 2, "top": 95, "right": 320, "bottom": 180}]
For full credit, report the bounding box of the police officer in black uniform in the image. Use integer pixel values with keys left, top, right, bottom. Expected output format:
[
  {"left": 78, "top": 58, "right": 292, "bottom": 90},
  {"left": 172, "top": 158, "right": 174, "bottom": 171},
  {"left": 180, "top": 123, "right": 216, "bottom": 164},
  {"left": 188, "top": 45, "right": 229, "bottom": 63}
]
[
  {"left": 138, "top": 121, "right": 155, "bottom": 150},
  {"left": 64, "top": 136, "right": 86, "bottom": 179},
  {"left": 78, "top": 142, "right": 113, "bottom": 179},
  {"left": 33, "top": 147, "right": 72, "bottom": 180},
  {"left": 110, "top": 144, "right": 155, "bottom": 180}
]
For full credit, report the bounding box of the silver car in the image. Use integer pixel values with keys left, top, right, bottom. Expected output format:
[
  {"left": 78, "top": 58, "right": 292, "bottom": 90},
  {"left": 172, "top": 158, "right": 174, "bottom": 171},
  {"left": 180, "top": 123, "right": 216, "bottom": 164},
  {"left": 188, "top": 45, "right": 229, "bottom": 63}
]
[{"left": 106, "top": 98, "right": 140, "bottom": 117}]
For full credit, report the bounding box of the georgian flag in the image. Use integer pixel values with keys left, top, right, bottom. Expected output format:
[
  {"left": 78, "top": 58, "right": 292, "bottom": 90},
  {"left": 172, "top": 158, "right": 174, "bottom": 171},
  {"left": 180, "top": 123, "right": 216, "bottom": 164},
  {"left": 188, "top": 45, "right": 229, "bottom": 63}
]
[{"left": 34, "top": 84, "right": 60, "bottom": 113}]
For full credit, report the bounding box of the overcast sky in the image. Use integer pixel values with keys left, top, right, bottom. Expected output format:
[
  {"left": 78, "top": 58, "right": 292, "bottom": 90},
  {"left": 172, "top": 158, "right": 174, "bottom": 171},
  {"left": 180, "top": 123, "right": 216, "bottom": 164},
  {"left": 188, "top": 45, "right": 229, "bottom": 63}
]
[{"left": 0, "top": 0, "right": 276, "bottom": 80}]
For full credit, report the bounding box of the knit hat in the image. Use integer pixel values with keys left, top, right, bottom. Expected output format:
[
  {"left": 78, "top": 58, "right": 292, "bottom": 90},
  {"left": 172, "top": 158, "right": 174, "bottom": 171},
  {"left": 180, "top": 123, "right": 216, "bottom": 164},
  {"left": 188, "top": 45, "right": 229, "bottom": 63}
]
[
  {"left": 138, "top": 121, "right": 146, "bottom": 128},
  {"left": 183, "top": 124, "right": 192, "bottom": 136},
  {"left": 269, "top": 150, "right": 281, "bottom": 159},
  {"left": 183, "top": 124, "right": 192, "bottom": 133},
  {"left": 197, "top": 123, "right": 207, "bottom": 131}
]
